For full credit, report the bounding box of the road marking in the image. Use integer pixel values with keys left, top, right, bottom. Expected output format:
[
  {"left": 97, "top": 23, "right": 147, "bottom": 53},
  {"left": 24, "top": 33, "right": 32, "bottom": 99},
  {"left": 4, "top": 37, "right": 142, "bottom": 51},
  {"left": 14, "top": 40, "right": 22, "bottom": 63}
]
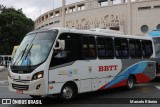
[{"left": 155, "top": 86, "right": 160, "bottom": 90}]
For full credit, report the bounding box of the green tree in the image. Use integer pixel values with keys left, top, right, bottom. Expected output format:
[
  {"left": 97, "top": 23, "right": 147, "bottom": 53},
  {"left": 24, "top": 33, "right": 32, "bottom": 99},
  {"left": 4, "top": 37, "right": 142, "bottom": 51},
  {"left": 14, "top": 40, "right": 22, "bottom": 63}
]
[{"left": 0, "top": 5, "right": 34, "bottom": 55}]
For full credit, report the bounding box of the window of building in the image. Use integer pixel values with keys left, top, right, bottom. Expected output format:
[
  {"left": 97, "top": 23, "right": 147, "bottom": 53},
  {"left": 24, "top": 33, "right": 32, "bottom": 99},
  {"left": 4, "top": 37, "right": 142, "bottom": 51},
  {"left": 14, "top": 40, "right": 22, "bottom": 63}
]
[
  {"left": 154, "top": 5, "right": 160, "bottom": 9},
  {"left": 142, "top": 40, "right": 153, "bottom": 58},
  {"left": 141, "top": 25, "right": 149, "bottom": 33},
  {"left": 69, "top": 6, "right": 76, "bottom": 13},
  {"left": 110, "top": 27, "right": 120, "bottom": 31},
  {"left": 78, "top": 4, "right": 85, "bottom": 11},
  {"left": 49, "top": 22, "right": 53, "bottom": 25},
  {"left": 45, "top": 14, "right": 48, "bottom": 19},
  {"left": 55, "top": 11, "right": 60, "bottom": 16},
  {"left": 54, "top": 20, "right": 60, "bottom": 24},
  {"left": 129, "top": 39, "right": 142, "bottom": 58},
  {"left": 113, "top": 0, "right": 121, "bottom": 4},
  {"left": 65, "top": 8, "right": 68, "bottom": 14},
  {"left": 82, "top": 36, "right": 97, "bottom": 59},
  {"left": 42, "top": 16, "right": 44, "bottom": 21},
  {"left": 138, "top": 6, "right": 151, "bottom": 10},
  {"left": 50, "top": 12, "right": 54, "bottom": 18},
  {"left": 98, "top": 0, "right": 108, "bottom": 7},
  {"left": 97, "top": 37, "right": 114, "bottom": 59},
  {"left": 115, "top": 38, "right": 128, "bottom": 59}
]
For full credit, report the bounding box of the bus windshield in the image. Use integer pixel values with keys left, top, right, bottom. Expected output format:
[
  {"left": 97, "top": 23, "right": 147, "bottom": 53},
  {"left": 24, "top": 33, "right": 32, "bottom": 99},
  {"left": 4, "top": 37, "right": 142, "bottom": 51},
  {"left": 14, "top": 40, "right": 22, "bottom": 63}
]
[
  {"left": 153, "top": 37, "right": 160, "bottom": 57},
  {"left": 12, "top": 30, "right": 57, "bottom": 66}
]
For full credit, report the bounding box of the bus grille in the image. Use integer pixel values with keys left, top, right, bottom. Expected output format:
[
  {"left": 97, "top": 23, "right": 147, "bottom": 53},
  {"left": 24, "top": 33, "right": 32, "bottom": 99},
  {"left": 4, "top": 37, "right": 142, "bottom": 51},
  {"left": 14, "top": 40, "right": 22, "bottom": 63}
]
[
  {"left": 13, "top": 79, "right": 30, "bottom": 83},
  {"left": 12, "top": 84, "right": 29, "bottom": 90}
]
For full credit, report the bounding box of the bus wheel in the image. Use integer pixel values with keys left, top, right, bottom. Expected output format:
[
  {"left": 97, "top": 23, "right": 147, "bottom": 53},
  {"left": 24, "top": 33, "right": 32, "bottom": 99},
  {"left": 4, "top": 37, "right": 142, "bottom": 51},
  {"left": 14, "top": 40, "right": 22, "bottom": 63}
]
[
  {"left": 30, "top": 95, "right": 41, "bottom": 99},
  {"left": 60, "top": 84, "right": 76, "bottom": 101},
  {"left": 127, "top": 76, "right": 135, "bottom": 90}
]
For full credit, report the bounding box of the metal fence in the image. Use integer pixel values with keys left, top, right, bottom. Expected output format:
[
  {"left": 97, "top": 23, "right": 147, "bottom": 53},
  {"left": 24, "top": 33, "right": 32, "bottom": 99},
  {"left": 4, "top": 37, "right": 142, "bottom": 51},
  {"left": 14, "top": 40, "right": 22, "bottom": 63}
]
[{"left": 0, "top": 55, "right": 11, "bottom": 68}]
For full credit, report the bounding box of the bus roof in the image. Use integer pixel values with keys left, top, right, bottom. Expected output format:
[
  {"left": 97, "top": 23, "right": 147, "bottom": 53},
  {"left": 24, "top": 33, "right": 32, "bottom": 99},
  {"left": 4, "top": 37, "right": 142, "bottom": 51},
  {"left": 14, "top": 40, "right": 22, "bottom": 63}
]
[
  {"left": 148, "top": 29, "right": 160, "bottom": 37},
  {"left": 29, "top": 28, "right": 152, "bottom": 40}
]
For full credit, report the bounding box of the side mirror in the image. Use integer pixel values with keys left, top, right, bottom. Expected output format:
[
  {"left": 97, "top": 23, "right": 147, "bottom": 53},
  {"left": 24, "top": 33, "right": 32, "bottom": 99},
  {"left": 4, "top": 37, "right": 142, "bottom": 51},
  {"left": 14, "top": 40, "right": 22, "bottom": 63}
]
[{"left": 53, "top": 39, "right": 65, "bottom": 50}]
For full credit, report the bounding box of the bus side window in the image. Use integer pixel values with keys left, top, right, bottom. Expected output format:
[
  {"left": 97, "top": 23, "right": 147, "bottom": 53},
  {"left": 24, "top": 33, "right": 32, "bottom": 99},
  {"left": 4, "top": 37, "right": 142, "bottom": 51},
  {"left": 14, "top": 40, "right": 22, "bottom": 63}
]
[
  {"left": 97, "top": 38, "right": 105, "bottom": 58},
  {"left": 97, "top": 37, "right": 114, "bottom": 59},
  {"left": 115, "top": 38, "right": 128, "bottom": 59},
  {"left": 129, "top": 39, "right": 142, "bottom": 58},
  {"left": 50, "top": 33, "right": 81, "bottom": 68},
  {"left": 82, "top": 36, "right": 97, "bottom": 59},
  {"left": 121, "top": 39, "right": 128, "bottom": 58},
  {"left": 115, "top": 38, "right": 121, "bottom": 58},
  {"left": 142, "top": 40, "right": 153, "bottom": 58}
]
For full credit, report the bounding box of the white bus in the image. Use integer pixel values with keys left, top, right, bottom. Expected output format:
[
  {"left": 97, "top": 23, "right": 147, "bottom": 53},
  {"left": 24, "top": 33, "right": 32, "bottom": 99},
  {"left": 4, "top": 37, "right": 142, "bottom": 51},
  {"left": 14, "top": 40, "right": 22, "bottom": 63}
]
[
  {"left": 148, "top": 30, "right": 160, "bottom": 76},
  {"left": 8, "top": 28, "right": 156, "bottom": 101}
]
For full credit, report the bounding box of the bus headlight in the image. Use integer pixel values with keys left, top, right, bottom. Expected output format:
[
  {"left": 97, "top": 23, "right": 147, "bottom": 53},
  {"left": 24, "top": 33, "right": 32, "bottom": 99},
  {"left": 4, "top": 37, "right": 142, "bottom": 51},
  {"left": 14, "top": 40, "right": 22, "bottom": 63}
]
[{"left": 32, "top": 71, "right": 44, "bottom": 81}]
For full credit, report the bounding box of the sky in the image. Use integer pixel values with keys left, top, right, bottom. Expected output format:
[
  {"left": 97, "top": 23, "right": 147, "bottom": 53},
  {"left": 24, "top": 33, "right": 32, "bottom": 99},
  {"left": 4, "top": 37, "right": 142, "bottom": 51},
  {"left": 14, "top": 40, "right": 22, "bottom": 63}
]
[{"left": 0, "top": 0, "right": 83, "bottom": 20}]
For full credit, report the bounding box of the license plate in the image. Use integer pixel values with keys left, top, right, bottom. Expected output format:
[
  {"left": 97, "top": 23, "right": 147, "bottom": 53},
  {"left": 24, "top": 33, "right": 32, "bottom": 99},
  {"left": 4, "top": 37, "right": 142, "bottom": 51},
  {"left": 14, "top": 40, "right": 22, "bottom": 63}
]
[{"left": 16, "top": 90, "right": 23, "bottom": 94}]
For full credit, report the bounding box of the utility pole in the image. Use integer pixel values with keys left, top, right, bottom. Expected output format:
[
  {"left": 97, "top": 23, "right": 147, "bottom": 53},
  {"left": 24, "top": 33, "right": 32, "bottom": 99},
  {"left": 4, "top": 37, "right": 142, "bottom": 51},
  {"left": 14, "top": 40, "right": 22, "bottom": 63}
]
[{"left": 62, "top": 0, "right": 66, "bottom": 27}]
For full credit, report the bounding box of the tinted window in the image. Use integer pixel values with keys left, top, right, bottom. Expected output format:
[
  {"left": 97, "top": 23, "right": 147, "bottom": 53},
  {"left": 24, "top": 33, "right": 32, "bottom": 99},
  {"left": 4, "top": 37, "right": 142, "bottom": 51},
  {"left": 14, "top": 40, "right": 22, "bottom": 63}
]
[
  {"left": 97, "top": 37, "right": 114, "bottom": 59},
  {"left": 115, "top": 38, "right": 128, "bottom": 59},
  {"left": 82, "top": 36, "right": 97, "bottom": 59},
  {"left": 50, "top": 33, "right": 82, "bottom": 67},
  {"left": 142, "top": 40, "right": 153, "bottom": 58},
  {"left": 129, "top": 39, "right": 142, "bottom": 58}
]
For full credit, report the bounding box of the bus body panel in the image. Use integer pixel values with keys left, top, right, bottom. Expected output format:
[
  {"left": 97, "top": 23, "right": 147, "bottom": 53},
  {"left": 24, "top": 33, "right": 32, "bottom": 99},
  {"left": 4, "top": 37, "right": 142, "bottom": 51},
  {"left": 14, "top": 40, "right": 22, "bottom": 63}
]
[
  {"left": 48, "top": 59, "right": 155, "bottom": 94},
  {"left": 48, "top": 59, "right": 122, "bottom": 94}
]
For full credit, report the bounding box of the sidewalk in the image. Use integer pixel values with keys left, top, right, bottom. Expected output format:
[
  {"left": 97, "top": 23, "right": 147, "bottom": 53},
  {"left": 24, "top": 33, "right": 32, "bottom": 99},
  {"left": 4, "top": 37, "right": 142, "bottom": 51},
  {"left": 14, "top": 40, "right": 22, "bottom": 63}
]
[{"left": 0, "top": 66, "right": 8, "bottom": 81}]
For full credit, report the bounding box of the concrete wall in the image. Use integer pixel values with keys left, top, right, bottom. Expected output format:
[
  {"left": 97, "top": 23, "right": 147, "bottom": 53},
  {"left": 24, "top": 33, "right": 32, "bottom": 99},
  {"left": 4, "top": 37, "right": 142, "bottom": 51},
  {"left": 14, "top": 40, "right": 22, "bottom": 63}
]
[{"left": 34, "top": 0, "right": 160, "bottom": 36}]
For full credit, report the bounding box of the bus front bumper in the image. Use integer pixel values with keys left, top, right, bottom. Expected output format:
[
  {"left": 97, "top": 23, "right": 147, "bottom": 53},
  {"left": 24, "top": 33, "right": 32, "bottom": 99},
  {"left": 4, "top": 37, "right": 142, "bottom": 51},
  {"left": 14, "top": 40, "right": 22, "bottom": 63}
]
[{"left": 8, "top": 76, "right": 46, "bottom": 96}]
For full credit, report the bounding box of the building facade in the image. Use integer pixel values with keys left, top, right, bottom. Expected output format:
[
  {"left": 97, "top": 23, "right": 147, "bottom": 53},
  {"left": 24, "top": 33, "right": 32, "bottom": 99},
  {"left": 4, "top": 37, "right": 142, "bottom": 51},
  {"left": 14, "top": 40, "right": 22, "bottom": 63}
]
[{"left": 34, "top": 0, "right": 160, "bottom": 36}]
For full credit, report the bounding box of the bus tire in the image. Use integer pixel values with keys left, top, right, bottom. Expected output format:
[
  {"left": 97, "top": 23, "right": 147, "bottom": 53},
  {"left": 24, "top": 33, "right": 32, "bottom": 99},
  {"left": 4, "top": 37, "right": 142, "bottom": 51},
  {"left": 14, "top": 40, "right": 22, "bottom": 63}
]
[
  {"left": 30, "top": 95, "right": 41, "bottom": 99},
  {"left": 127, "top": 76, "right": 135, "bottom": 90},
  {"left": 59, "top": 83, "right": 77, "bottom": 101}
]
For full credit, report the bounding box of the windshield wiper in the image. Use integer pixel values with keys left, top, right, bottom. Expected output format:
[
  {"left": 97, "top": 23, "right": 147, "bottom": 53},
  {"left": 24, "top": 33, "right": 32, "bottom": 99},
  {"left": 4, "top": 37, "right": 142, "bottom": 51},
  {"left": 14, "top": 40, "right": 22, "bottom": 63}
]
[
  {"left": 12, "top": 44, "right": 28, "bottom": 67},
  {"left": 22, "top": 44, "right": 34, "bottom": 68}
]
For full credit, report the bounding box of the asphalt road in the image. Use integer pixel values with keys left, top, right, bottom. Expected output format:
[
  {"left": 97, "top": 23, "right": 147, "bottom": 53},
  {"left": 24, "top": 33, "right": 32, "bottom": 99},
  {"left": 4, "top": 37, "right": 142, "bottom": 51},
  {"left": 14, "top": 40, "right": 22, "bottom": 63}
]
[
  {"left": 0, "top": 67, "right": 8, "bottom": 81},
  {"left": 1, "top": 68, "right": 160, "bottom": 107},
  {"left": 1, "top": 80, "right": 160, "bottom": 107}
]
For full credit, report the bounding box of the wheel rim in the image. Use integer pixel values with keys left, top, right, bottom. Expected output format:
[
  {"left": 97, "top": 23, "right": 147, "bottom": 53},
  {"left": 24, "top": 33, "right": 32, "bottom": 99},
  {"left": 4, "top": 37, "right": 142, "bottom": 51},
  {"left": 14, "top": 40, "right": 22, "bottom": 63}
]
[
  {"left": 62, "top": 86, "right": 73, "bottom": 99},
  {"left": 128, "top": 78, "right": 133, "bottom": 88}
]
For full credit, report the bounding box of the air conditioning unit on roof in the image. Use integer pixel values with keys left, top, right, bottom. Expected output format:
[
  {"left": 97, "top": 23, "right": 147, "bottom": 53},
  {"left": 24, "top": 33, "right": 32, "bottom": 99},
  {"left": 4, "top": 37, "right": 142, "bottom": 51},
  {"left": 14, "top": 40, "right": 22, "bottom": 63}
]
[{"left": 90, "top": 28, "right": 124, "bottom": 35}]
